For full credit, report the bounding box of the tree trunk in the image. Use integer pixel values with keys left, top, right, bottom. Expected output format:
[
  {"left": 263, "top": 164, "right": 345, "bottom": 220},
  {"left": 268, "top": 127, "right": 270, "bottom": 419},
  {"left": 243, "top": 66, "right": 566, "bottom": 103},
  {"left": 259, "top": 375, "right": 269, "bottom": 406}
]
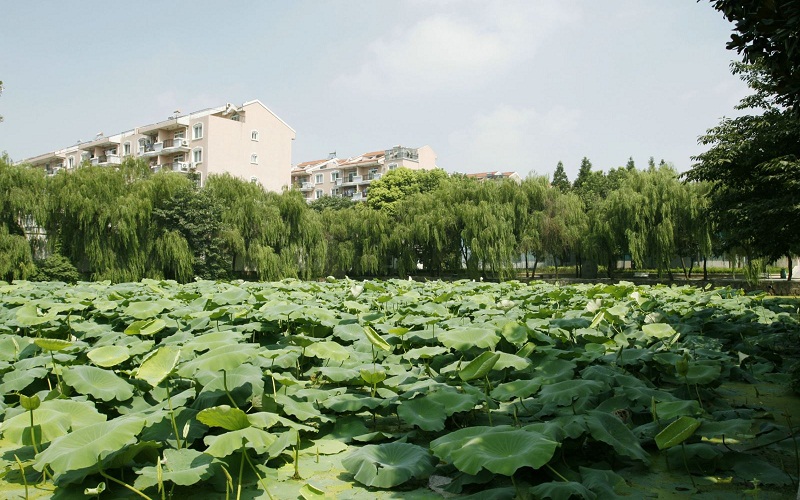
[
  {"left": 680, "top": 256, "right": 688, "bottom": 279},
  {"left": 787, "top": 254, "right": 793, "bottom": 281},
  {"left": 532, "top": 256, "right": 539, "bottom": 277},
  {"left": 525, "top": 253, "right": 529, "bottom": 278},
  {"left": 703, "top": 257, "right": 708, "bottom": 281}
]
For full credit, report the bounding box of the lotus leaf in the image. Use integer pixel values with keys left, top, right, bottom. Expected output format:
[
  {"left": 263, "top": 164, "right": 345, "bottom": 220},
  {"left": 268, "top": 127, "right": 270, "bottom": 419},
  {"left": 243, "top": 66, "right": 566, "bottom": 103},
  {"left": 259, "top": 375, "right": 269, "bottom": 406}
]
[
  {"left": 34, "top": 338, "right": 73, "bottom": 352},
  {"left": 124, "top": 318, "right": 167, "bottom": 336},
  {"left": 490, "top": 379, "right": 541, "bottom": 401},
  {"left": 61, "top": 365, "right": 135, "bottom": 402},
  {"left": 448, "top": 429, "right": 559, "bottom": 475},
  {"left": 204, "top": 426, "right": 277, "bottom": 457},
  {"left": 0, "top": 366, "right": 48, "bottom": 393},
  {"left": 134, "top": 448, "right": 219, "bottom": 490},
  {"left": 655, "top": 400, "right": 701, "bottom": 419},
  {"left": 323, "top": 393, "right": 383, "bottom": 412},
  {"left": 402, "top": 346, "right": 448, "bottom": 360},
  {"left": 136, "top": 346, "right": 180, "bottom": 387},
  {"left": 655, "top": 416, "right": 701, "bottom": 450},
  {"left": 305, "top": 340, "right": 351, "bottom": 362},
  {"left": 431, "top": 425, "right": 515, "bottom": 462},
  {"left": 364, "top": 325, "right": 392, "bottom": 352},
  {"left": 529, "top": 481, "right": 597, "bottom": 500},
  {"left": 197, "top": 405, "right": 250, "bottom": 431},
  {"left": 342, "top": 442, "right": 436, "bottom": 488},
  {"left": 538, "top": 379, "right": 606, "bottom": 407},
  {"left": 33, "top": 415, "right": 146, "bottom": 477},
  {"left": 123, "top": 301, "right": 166, "bottom": 320},
  {"left": 277, "top": 394, "right": 331, "bottom": 422},
  {"left": 584, "top": 410, "right": 650, "bottom": 463},
  {"left": 397, "top": 396, "right": 447, "bottom": 431},
  {"left": 299, "top": 482, "right": 326, "bottom": 499},
  {"left": 87, "top": 345, "right": 130, "bottom": 367},
  {"left": 360, "top": 365, "right": 387, "bottom": 385},
  {"left": 439, "top": 326, "right": 500, "bottom": 351},
  {"left": 178, "top": 343, "right": 258, "bottom": 376},
  {"left": 1, "top": 399, "right": 106, "bottom": 445},
  {"left": 459, "top": 351, "right": 501, "bottom": 381},
  {"left": 426, "top": 388, "right": 480, "bottom": 415}
]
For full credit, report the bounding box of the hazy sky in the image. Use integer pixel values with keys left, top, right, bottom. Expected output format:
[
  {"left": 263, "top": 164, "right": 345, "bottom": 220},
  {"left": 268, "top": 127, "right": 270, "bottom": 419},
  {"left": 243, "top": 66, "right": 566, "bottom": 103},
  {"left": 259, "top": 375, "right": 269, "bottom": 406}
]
[{"left": 0, "top": 1, "right": 748, "bottom": 180}]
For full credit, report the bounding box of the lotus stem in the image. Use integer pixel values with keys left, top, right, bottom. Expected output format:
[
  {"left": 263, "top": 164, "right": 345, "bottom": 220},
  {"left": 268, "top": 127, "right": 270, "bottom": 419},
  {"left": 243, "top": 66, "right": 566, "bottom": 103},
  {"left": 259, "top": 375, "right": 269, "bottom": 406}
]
[
  {"left": 242, "top": 447, "right": 275, "bottom": 500},
  {"left": 99, "top": 469, "right": 152, "bottom": 500},
  {"left": 165, "top": 377, "right": 182, "bottom": 450},
  {"left": 545, "top": 463, "right": 569, "bottom": 482},
  {"left": 222, "top": 370, "right": 237, "bottom": 407},
  {"left": 14, "top": 454, "right": 29, "bottom": 500},
  {"left": 680, "top": 442, "right": 696, "bottom": 488},
  {"left": 28, "top": 408, "right": 39, "bottom": 455},
  {"left": 237, "top": 446, "right": 245, "bottom": 500}
]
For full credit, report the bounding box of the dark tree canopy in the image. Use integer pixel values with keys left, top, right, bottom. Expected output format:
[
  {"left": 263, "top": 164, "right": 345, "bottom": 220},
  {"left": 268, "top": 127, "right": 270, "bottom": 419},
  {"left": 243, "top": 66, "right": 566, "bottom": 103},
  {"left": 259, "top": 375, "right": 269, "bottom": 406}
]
[
  {"left": 710, "top": 0, "right": 800, "bottom": 110},
  {"left": 551, "top": 161, "right": 570, "bottom": 192}
]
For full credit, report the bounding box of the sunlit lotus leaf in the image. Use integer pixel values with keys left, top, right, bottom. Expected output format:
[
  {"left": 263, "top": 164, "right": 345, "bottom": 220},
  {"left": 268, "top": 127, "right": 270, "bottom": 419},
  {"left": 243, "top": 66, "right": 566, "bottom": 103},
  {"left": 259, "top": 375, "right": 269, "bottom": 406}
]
[
  {"left": 134, "top": 448, "right": 218, "bottom": 490},
  {"left": 15, "top": 303, "right": 58, "bottom": 326},
  {"left": 1, "top": 399, "right": 106, "bottom": 445},
  {"left": 431, "top": 425, "right": 514, "bottom": 461},
  {"left": 440, "top": 326, "right": 500, "bottom": 352},
  {"left": 33, "top": 415, "right": 146, "bottom": 477},
  {"left": 360, "top": 364, "right": 387, "bottom": 385},
  {"left": 493, "top": 352, "right": 531, "bottom": 371},
  {"left": 397, "top": 396, "right": 447, "bottom": 431},
  {"left": 303, "top": 438, "right": 348, "bottom": 456},
  {"left": 490, "top": 379, "right": 542, "bottom": 401},
  {"left": 332, "top": 323, "right": 365, "bottom": 342},
  {"left": 402, "top": 346, "right": 448, "bottom": 360},
  {"left": 312, "top": 366, "right": 360, "bottom": 383},
  {"left": 178, "top": 343, "right": 258, "bottom": 376},
  {"left": 213, "top": 286, "right": 251, "bottom": 305},
  {"left": 305, "top": 340, "right": 350, "bottom": 362},
  {"left": 19, "top": 393, "right": 40, "bottom": 411},
  {"left": 123, "top": 301, "right": 166, "bottom": 320},
  {"left": 87, "top": 345, "right": 130, "bottom": 367},
  {"left": 538, "top": 379, "right": 606, "bottom": 407},
  {"left": 364, "top": 325, "right": 392, "bottom": 352},
  {"left": 136, "top": 346, "right": 180, "bottom": 387},
  {"left": 655, "top": 416, "right": 701, "bottom": 450},
  {"left": 277, "top": 394, "right": 331, "bottom": 422},
  {"left": 448, "top": 429, "right": 559, "bottom": 475},
  {"left": 696, "top": 418, "right": 753, "bottom": 440},
  {"left": 203, "top": 426, "right": 276, "bottom": 457},
  {"left": 323, "top": 393, "right": 383, "bottom": 412},
  {"left": 342, "top": 442, "right": 436, "bottom": 488},
  {"left": 641, "top": 322, "right": 677, "bottom": 341},
  {"left": 61, "top": 365, "right": 135, "bottom": 402},
  {"left": 459, "top": 351, "right": 501, "bottom": 381},
  {"left": 196, "top": 363, "right": 264, "bottom": 407},
  {"left": 0, "top": 366, "right": 48, "bottom": 393},
  {"left": 34, "top": 338, "right": 73, "bottom": 352},
  {"left": 125, "top": 318, "right": 167, "bottom": 336},
  {"left": 499, "top": 321, "right": 528, "bottom": 346},
  {"left": 267, "top": 428, "right": 299, "bottom": 458},
  {"left": 585, "top": 410, "right": 650, "bottom": 462},
  {"left": 299, "top": 482, "right": 326, "bottom": 500},
  {"left": 197, "top": 405, "right": 250, "bottom": 431}
]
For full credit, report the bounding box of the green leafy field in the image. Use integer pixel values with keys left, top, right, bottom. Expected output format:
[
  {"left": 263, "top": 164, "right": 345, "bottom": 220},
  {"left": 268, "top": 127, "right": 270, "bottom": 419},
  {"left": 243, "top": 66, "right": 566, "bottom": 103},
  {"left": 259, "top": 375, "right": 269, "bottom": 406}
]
[{"left": 0, "top": 279, "right": 798, "bottom": 499}]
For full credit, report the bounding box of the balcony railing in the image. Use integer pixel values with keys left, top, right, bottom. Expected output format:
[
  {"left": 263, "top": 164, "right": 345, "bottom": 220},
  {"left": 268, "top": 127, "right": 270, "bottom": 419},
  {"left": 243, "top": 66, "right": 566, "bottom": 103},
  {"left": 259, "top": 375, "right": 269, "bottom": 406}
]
[
  {"left": 90, "top": 155, "right": 122, "bottom": 166},
  {"left": 352, "top": 192, "right": 365, "bottom": 201},
  {"left": 151, "top": 161, "right": 191, "bottom": 173},
  {"left": 299, "top": 182, "right": 314, "bottom": 191}
]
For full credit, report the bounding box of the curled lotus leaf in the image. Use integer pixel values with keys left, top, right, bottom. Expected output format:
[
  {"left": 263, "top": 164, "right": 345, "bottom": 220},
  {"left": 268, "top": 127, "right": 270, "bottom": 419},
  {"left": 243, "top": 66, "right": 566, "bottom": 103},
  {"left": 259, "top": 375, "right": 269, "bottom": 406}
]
[{"left": 342, "top": 442, "right": 436, "bottom": 488}]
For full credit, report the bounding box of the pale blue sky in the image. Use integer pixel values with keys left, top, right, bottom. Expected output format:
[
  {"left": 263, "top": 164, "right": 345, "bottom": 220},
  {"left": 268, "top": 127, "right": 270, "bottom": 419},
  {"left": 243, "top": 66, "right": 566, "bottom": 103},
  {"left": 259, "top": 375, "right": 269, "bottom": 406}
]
[{"left": 0, "top": 1, "right": 748, "bottom": 180}]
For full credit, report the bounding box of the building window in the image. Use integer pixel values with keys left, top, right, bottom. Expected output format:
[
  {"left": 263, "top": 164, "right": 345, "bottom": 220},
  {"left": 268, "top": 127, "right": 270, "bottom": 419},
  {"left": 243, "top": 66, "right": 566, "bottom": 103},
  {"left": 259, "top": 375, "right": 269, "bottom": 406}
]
[
  {"left": 251, "top": 130, "right": 259, "bottom": 141},
  {"left": 174, "top": 130, "right": 185, "bottom": 139},
  {"left": 331, "top": 171, "right": 340, "bottom": 182},
  {"left": 250, "top": 154, "right": 258, "bottom": 164},
  {"left": 315, "top": 189, "right": 323, "bottom": 199},
  {"left": 192, "top": 148, "right": 203, "bottom": 164},
  {"left": 67, "top": 156, "right": 75, "bottom": 169},
  {"left": 123, "top": 142, "right": 131, "bottom": 156},
  {"left": 231, "top": 114, "right": 240, "bottom": 122},
  {"left": 81, "top": 152, "right": 90, "bottom": 163},
  {"left": 315, "top": 173, "right": 323, "bottom": 184},
  {"left": 388, "top": 163, "right": 398, "bottom": 170},
  {"left": 250, "top": 176, "right": 258, "bottom": 184},
  {"left": 193, "top": 123, "right": 203, "bottom": 140}
]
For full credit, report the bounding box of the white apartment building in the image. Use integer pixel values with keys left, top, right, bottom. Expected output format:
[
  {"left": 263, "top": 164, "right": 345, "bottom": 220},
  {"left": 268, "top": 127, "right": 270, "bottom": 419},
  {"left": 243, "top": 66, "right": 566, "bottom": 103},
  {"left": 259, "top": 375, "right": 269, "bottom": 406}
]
[
  {"left": 18, "top": 100, "right": 296, "bottom": 191},
  {"left": 291, "top": 145, "right": 438, "bottom": 202}
]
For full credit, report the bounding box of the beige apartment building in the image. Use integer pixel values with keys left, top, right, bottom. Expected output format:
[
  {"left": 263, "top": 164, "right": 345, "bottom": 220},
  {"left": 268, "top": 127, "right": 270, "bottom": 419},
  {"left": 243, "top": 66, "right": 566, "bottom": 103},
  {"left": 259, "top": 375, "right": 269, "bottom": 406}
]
[
  {"left": 291, "top": 145, "right": 438, "bottom": 202},
  {"left": 19, "top": 100, "right": 296, "bottom": 191}
]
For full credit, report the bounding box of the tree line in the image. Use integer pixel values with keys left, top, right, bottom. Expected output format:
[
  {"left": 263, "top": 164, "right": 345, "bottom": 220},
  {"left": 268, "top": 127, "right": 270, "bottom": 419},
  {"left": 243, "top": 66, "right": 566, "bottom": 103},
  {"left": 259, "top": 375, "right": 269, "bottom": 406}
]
[{"left": 1, "top": 152, "right": 721, "bottom": 283}]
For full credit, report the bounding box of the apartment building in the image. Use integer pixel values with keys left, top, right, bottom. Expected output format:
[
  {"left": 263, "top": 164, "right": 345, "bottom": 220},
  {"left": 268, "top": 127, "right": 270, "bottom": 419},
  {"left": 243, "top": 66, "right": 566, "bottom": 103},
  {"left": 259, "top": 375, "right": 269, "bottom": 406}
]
[
  {"left": 291, "top": 145, "right": 438, "bottom": 202},
  {"left": 465, "top": 171, "right": 522, "bottom": 183},
  {"left": 18, "top": 100, "right": 296, "bottom": 192}
]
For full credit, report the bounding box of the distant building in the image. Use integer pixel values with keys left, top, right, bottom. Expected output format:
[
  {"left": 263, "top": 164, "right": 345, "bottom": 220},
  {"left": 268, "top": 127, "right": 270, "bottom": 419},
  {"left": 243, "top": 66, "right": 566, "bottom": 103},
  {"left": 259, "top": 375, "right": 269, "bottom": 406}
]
[
  {"left": 465, "top": 171, "right": 522, "bottom": 183},
  {"left": 17, "top": 100, "right": 296, "bottom": 191},
  {"left": 291, "top": 145, "right": 438, "bottom": 202}
]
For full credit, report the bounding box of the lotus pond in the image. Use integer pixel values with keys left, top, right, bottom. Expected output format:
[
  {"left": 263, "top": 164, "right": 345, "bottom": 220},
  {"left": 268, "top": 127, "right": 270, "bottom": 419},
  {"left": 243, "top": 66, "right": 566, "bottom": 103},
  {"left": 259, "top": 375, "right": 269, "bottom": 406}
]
[{"left": 0, "top": 278, "right": 798, "bottom": 499}]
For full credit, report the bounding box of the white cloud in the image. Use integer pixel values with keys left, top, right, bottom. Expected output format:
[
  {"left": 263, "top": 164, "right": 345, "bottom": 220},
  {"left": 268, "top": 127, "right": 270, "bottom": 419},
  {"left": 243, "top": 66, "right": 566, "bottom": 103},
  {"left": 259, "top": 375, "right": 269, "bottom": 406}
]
[
  {"left": 334, "top": 0, "right": 578, "bottom": 95},
  {"left": 448, "top": 104, "right": 581, "bottom": 174}
]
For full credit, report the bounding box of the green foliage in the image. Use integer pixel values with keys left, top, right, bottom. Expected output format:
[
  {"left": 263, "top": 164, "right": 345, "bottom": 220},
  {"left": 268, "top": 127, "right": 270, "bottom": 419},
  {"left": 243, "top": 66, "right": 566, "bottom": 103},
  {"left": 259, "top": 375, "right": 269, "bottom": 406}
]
[
  {"left": 308, "top": 194, "right": 353, "bottom": 212},
  {"left": 30, "top": 253, "right": 80, "bottom": 283},
  {"left": 551, "top": 161, "right": 570, "bottom": 192}
]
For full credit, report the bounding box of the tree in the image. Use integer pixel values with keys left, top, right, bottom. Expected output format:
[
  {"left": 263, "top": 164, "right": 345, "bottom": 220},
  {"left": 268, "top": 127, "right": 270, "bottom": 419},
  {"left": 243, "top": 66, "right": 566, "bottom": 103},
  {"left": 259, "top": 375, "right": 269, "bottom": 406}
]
[
  {"left": 366, "top": 168, "right": 447, "bottom": 216},
  {"left": 626, "top": 157, "right": 636, "bottom": 170},
  {"left": 538, "top": 189, "right": 587, "bottom": 277},
  {"left": 551, "top": 161, "right": 570, "bottom": 192},
  {"left": 308, "top": 195, "right": 353, "bottom": 212},
  {"left": 709, "top": 0, "right": 800, "bottom": 111},
  {"left": 687, "top": 63, "right": 800, "bottom": 263},
  {"left": 572, "top": 157, "right": 593, "bottom": 190}
]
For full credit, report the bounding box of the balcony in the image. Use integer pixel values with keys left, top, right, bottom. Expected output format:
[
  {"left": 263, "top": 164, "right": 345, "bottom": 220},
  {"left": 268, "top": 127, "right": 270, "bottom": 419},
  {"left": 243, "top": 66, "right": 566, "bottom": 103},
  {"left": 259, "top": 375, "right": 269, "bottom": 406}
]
[
  {"left": 352, "top": 192, "right": 366, "bottom": 201},
  {"left": 299, "top": 182, "right": 314, "bottom": 192},
  {"left": 90, "top": 155, "right": 122, "bottom": 166},
  {"left": 151, "top": 161, "right": 191, "bottom": 173},
  {"left": 334, "top": 178, "right": 343, "bottom": 186},
  {"left": 162, "top": 138, "right": 190, "bottom": 153},
  {"left": 342, "top": 175, "right": 362, "bottom": 187}
]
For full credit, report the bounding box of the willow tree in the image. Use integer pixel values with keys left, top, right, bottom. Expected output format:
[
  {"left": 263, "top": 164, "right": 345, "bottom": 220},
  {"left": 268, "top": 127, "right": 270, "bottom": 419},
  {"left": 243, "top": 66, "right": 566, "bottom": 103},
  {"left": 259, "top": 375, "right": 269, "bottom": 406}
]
[
  {"left": 45, "top": 158, "right": 155, "bottom": 281},
  {"left": 538, "top": 189, "right": 587, "bottom": 277},
  {"left": 517, "top": 176, "right": 549, "bottom": 276},
  {"left": 392, "top": 190, "right": 460, "bottom": 276},
  {"left": 271, "top": 190, "right": 326, "bottom": 280},
  {"left": 0, "top": 155, "right": 46, "bottom": 280},
  {"left": 319, "top": 207, "right": 357, "bottom": 276}
]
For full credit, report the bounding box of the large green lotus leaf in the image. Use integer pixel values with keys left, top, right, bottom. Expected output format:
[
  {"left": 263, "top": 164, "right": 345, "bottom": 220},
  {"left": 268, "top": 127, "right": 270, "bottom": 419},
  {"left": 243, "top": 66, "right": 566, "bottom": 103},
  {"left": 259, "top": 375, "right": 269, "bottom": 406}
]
[
  {"left": 490, "top": 379, "right": 542, "bottom": 402},
  {"left": 15, "top": 303, "right": 58, "bottom": 326},
  {"left": 0, "top": 366, "right": 48, "bottom": 393},
  {"left": 684, "top": 362, "right": 722, "bottom": 385},
  {"left": 33, "top": 415, "right": 146, "bottom": 477},
  {"left": 305, "top": 340, "right": 350, "bottom": 363},
  {"left": 538, "top": 379, "right": 606, "bottom": 407},
  {"left": 359, "top": 364, "right": 387, "bottom": 385},
  {"left": 177, "top": 343, "right": 258, "bottom": 376},
  {"left": 449, "top": 429, "right": 558, "bottom": 475},
  {"left": 136, "top": 346, "right": 180, "bottom": 387},
  {"left": 203, "top": 427, "right": 276, "bottom": 458},
  {"left": 498, "top": 321, "right": 529, "bottom": 346},
  {"left": 431, "top": 425, "right": 515, "bottom": 462},
  {"left": 196, "top": 405, "right": 250, "bottom": 431},
  {"left": 312, "top": 366, "right": 360, "bottom": 383},
  {"left": 364, "top": 325, "right": 392, "bottom": 352},
  {"left": 123, "top": 301, "right": 166, "bottom": 320},
  {"left": 342, "top": 442, "right": 436, "bottom": 488},
  {"left": 134, "top": 448, "right": 218, "bottom": 490},
  {"left": 267, "top": 429, "right": 299, "bottom": 458},
  {"left": 195, "top": 363, "right": 265, "bottom": 407},
  {"left": 655, "top": 416, "right": 700, "bottom": 450},
  {"left": 34, "top": 338, "right": 73, "bottom": 352},
  {"left": 439, "top": 326, "right": 499, "bottom": 351},
  {"left": 397, "top": 396, "right": 447, "bottom": 431},
  {"left": 182, "top": 331, "right": 247, "bottom": 353},
  {"left": 654, "top": 400, "right": 702, "bottom": 420},
  {"left": 530, "top": 357, "right": 576, "bottom": 384},
  {"left": 426, "top": 388, "right": 480, "bottom": 415},
  {"left": 213, "top": 286, "right": 251, "bottom": 305},
  {"left": 0, "top": 335, "right": 33, "bottom": 361},
  {"left": 579, "top": 466, "right": 631, "bottom": 497},
  {"left": 641, "top": 322, "right": 677, "bottom": 341},
  {"left": 332, "top": 323, "right": 364, "bottom": 343},
  {"left": 124, "top": 318, "right": 167, "bottom": 336},
  {"left": 87, "top": 345, "right": 130, "bottom": 368},
  {"left": 459, "top": 351, "right": 501, "bottom": 381},
  {"left": 585, "top": 410, "right": 650, "bottom": 463},
  {"left": 323, "top": 393, "right": 383, "bottom": 412},
  {"left": 61, "top": 365, "right": 135, "bottom": 402},
  {"left": 402, "top": 346, "right": 448, "bottom": 360},
  {"left": 276, "top": 394, "right": 332, "bottom": 422},
  {"left": 1, "top": 399, "right": 106, "bottom": 445},
  {"left": 529, "top": 481, "right": 596, "bottom": 500},
  {"left": 493, "top": 352, "right": 531, "bottom": 371},
  {"left": 696, "top": 418, "right": 753, "bottom": 440}
]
